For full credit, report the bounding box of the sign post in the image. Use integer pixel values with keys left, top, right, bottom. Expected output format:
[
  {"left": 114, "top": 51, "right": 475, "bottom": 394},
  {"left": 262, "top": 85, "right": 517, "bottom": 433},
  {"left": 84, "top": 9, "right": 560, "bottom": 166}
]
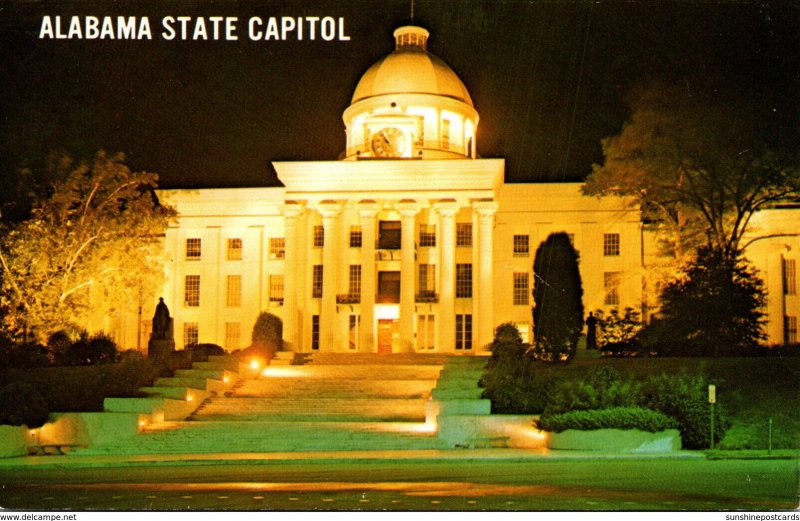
[{"left": 708, "top": 384, "right": 716, "bottom": 450}]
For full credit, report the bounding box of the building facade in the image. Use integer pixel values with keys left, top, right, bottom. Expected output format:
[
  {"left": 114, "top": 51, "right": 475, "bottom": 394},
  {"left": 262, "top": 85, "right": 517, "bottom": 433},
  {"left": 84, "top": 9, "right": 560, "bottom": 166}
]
[{"left": 113, "top": 25, "right": 798, "bottom": 352}]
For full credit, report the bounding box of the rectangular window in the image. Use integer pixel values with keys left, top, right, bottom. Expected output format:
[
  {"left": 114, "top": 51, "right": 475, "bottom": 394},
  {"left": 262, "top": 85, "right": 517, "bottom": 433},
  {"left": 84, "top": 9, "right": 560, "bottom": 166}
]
[
  {"left": 311, "top": 315, "right": 320, "bottom": 350},
  {"left": 456, "top": 263, "right": 473, "bottom": 298},
  {"left": 348, "top": 315, "right": 360, "bottom": 350},
  {"left": 418, "top": 264, "right": 436, "bottom": 293},
  {"left": 226, "top": 275, "right": 242, "bottom": 307},
  {"left": 349, "top": 264, "right": 362, "bottom": 296},
  {"left": 312, "top": 265, "right": 323, "bottom": 299},
  {"left": 313, "top": 225, "right": 324, "bottom": 248},
  {"left": 349, "top": 225, "right": 363, "bottom": 248},
  {"left": 456, "top": 223, "right": 472, "bottom": 247},
  {"left": 377, "top": 271, "right": 401, "bottom": 303},
  {"left": 785, "top": 316, "right": 798, "bottom": 344},
  {"left": 513, "top": 234, "right": 529, "bottom": 256},
  {"left": 442, "top": 119, "right": 451, "bottom": 150},
  {"left": 417, "top": 314, "right": 435, "bottom": 350},
  {"left": 513, "top": 272, "right": 530, "bottom": 305},
  {"left": 185, "top": 238, "right": 201, "bottom": 260},
  {"left": 419, "top": 224, "right": 436, "bottom": 247},
  {"left": 225, "top": 322, "right": 241, "bottom": 351},
  {"left": 269, "top": 274, "right": 284, "bottom": 304},
  {"left": 456, "top": 314, "right": 472, "bottom": 350},
  {"left": 227, "top": 238, "right": 242, "bottom": 260},
  {"left": 604, "top": 271, "right": 621, "bottom": 306},
  {"left": 269, "top": 237, "right": 285, "bottom": 259},
  {"left": 604, "top": 233, "right": 621, "bottom": 256},
  {"left": 783, "top": 258, "right": 796, "bottom": 295},
  {"left": 378, "top": 220, "right": 401, "bottom": 250},
  {"left": 184, "top": 275, "right": 200, "bottom": 307},
  {"left": 183, "top": 322, "right": 198, "bottom": 347}
]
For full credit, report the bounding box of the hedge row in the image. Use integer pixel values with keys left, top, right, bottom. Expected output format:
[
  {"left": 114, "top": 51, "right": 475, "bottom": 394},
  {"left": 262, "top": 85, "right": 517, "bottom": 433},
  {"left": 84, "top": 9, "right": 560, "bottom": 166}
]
[{"left": 536, "top": 406, "right": 678, "bottom": 433}]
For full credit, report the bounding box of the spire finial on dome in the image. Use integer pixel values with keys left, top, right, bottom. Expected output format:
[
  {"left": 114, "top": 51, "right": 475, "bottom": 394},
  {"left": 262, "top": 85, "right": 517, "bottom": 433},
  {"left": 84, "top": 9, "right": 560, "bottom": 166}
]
[{"left": 394, "top": 25, "right": 429, "bottom": 50}]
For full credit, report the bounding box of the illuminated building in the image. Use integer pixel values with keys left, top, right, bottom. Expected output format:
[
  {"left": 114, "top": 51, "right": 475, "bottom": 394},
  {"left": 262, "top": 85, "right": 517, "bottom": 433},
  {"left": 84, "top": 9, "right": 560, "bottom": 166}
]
[{"left": 111, "top": 25, "right": 798, "bottom": 352}]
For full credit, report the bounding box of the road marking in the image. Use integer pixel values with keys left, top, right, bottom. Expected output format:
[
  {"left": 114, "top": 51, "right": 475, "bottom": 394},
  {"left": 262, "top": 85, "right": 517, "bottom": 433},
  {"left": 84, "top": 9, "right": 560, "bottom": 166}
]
[
  {"left": 322, "top": 498, "right": 335, "bottom": 502},
  {"left": 467, "top": 500, "right": 477, "bottom": 504},
  {"left": 253, "top": 496, "right": 264, "bottom": 500},
  {"left": 181, "top": 495, "right": 193, "bottom": 499},
  {"left": 431, "top": 500, "right": 442, "bottom": 504},
  {"left": 145, "top": 495, "right": 158, "bottom": 499},
  {"left": 217, "top": 496, "right": 230, "bottom": 499},
  {"left": 289, "top": 497, "right": 300, "bottom": 501}
]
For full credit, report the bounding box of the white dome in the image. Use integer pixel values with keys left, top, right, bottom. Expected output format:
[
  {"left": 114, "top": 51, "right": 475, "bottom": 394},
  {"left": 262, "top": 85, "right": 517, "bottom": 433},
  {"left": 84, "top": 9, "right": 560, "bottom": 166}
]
[{"left": 351, "top": 26, "right": 473, "bottom": 107}]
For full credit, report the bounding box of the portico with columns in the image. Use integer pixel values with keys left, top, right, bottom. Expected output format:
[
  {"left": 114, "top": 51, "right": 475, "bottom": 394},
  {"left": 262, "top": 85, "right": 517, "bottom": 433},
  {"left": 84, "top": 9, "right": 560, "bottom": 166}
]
[{"left": 273, "top": 159, "right": 504, "bottom": 354}]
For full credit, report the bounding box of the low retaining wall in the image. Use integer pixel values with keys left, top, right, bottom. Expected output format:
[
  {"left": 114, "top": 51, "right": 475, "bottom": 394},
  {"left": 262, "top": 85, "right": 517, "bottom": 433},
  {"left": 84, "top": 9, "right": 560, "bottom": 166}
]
[
  {"left": 546, "top": 428, "right": 682, "bottom": 453},
  {"left": 0, "top": 425, "right": 27, "bottom": 458},
  {"left": 437, "top": 414, "right": 547, "bottom": 449},
  {"left": 37, "top": 412, "right": 140, "bottom": 448}
]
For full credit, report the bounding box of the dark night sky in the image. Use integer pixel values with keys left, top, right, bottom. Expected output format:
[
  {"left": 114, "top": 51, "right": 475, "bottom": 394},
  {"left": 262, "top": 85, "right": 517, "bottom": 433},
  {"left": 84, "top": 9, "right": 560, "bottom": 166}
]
[{"left": 0, "top": 1, "right": 798, "bottom": 195}]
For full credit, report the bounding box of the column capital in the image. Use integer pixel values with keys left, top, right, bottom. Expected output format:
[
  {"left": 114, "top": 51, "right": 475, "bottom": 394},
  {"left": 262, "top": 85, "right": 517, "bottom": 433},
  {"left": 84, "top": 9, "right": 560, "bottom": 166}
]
[
  {"left": 473, "top": 199, "right": 498, "bottom": 217},
  {"left": 283, "top": 200, "right": 306, "bottom": 218},
  {"left": 357, "top": 199, "right": 381, "bottom": 218},
  {"left": 317, "top": 200, "right": 342, "bottom": 219},
  {"left": 433, "top": 199, "right": 459, "bottom": 217},
  {"left": 396, "top": 199, "right": 421, "bottom": 217}
]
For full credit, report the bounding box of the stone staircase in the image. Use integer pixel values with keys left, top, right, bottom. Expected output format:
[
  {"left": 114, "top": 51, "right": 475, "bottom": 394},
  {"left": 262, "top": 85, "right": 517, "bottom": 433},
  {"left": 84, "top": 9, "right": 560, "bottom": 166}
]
[{"left": 73, "top": 352, "right": 469, "bottom": 455}]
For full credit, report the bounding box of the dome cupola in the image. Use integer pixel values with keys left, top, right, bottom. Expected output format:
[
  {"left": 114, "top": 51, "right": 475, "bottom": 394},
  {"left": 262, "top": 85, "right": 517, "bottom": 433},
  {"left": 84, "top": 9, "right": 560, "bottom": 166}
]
[{"left": 342, "top": 26, "right": 478, "bottom": 160}]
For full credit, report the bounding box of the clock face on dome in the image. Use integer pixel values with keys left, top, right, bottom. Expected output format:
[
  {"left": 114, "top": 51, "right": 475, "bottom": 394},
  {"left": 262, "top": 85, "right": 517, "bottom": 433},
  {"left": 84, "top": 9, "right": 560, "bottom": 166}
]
[{"left": 371, "top": 127, "right": 407, "bottom": 157}]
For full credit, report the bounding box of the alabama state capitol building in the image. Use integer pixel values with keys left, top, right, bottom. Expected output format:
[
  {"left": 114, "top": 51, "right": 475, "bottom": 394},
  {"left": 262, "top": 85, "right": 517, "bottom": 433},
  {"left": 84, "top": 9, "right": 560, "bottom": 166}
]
[{"left": 123, "top": 25, "right": 797, "bottom": 353}]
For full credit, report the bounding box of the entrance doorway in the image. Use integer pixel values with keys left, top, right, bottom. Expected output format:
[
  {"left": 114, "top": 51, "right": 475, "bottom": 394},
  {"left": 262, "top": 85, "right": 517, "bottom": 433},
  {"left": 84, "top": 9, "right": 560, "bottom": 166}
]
[{"left": 377, "top": 319, "right": 399, "bottom": 354}]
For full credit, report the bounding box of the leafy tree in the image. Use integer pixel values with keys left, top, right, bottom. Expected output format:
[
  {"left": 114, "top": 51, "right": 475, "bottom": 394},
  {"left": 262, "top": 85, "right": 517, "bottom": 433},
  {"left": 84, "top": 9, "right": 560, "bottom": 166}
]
[
  {"left": 593, "top": 307, "right": 642, "bottom": 349},
  {"left": 0, "top": 151, "right": 176, "bottom": 342},
  {"left": 649, "top": 247, "right": 766, "bottom": 356},
  {"left": 583, "top": 80, "right": 800, "bottom": 263},
  {"left": 532, "top": 233, "right": 584, "bottom": 362}
]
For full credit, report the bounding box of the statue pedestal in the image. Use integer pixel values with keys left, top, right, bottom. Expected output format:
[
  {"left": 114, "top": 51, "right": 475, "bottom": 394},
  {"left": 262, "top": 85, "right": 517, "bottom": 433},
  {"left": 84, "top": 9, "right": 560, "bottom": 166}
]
[{"left": 148, "top": 339, "right": 175, "bottom": 359}]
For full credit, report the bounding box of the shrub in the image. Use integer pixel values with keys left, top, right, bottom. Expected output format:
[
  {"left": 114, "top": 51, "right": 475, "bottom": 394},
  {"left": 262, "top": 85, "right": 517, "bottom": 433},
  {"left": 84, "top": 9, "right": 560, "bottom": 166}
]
[
  {"left": 185, "top": 343, "right": 225, "bottom": 362},
  {"left": 249, "top": 312, "right": 283, "bottom": 358},
  {"left": 0, "top": 341, "right": 51, "bottom": 368},
  {"left": 481, "top": 323, "right": 546, "bottom": 413},
  {"left": 544, "top": 366, "right": 638, "bottom": 415},
  {"left": 0, "top": 381, "right": 49, "bottom": 427},
  {"left": 532, "top": 233, "right": 584, "bottom": 362},
  {"left": 536, "top": 407, "right": 678, "bottom": 433},
  {"left": 64, "top": 333, "right": 118, "bottom": 365},
  {"left": 639, "top": 373, "right": 730, "bottom": 449}
]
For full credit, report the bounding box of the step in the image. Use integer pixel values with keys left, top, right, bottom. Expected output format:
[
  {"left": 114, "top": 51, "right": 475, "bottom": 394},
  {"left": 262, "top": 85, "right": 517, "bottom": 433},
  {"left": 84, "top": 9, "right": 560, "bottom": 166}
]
[
  {"left": 260, "top": 364, "right": 441, "bottom": 380},
  {"left": 71, "top": 420, "right": 440, "bottom": 455},
  {"left": 174, "top": 369, "right": 225, "bottom": 379},
  {"left": 235, "top": 378, "right": 436, "bottom": 398},
  {"left": 154, "top": 377, "right": 216, "bottom": 389},
  {"left": 193, "top": 397, "right": 428, "bottom": 422}
]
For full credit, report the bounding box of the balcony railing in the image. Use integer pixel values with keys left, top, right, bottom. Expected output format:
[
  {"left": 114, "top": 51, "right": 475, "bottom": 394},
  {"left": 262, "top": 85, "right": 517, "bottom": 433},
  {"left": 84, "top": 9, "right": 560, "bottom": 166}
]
[
  {"left": 336, "top": 293, "right": 361, "bottom": 304},
  {"left": 415, "top": 291, "right": 439, "bottom": 303}
]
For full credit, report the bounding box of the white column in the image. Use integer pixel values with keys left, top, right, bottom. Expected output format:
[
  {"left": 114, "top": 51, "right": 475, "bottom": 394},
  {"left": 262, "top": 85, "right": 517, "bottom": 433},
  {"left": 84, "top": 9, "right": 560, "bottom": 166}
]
[
  {"left": 282, "top": 202, "right": 303, "bottom": 351},
  {"left": 435, "top": 200, "right": 459, "bottom": 351},
  {"left": 319, "top": 201, "right": 342, "bottom": 352},
  {"left": 397, "top": 200, "right": 420, "bottom": 352},
  {"left": 358, "top": 201, "right": 379, "bottom": 352},
  {"left": 474, "top": 200, "right": 498, "bottom": 350}
]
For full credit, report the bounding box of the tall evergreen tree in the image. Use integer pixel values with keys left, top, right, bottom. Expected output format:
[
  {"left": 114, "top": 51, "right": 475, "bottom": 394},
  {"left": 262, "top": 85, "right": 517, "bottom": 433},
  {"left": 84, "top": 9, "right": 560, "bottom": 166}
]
[
  {"left": 532, "top": 232, "right": 584, "bottom": 362},
  {"left": 651, "top": 246, "right": 766, "bottom": 356}
]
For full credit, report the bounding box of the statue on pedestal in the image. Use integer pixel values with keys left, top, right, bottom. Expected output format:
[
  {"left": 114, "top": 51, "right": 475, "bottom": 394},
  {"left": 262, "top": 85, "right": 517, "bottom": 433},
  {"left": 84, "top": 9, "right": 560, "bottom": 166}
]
[{"left": 148, "top": 297, "right": 175, "bottom": 358}]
